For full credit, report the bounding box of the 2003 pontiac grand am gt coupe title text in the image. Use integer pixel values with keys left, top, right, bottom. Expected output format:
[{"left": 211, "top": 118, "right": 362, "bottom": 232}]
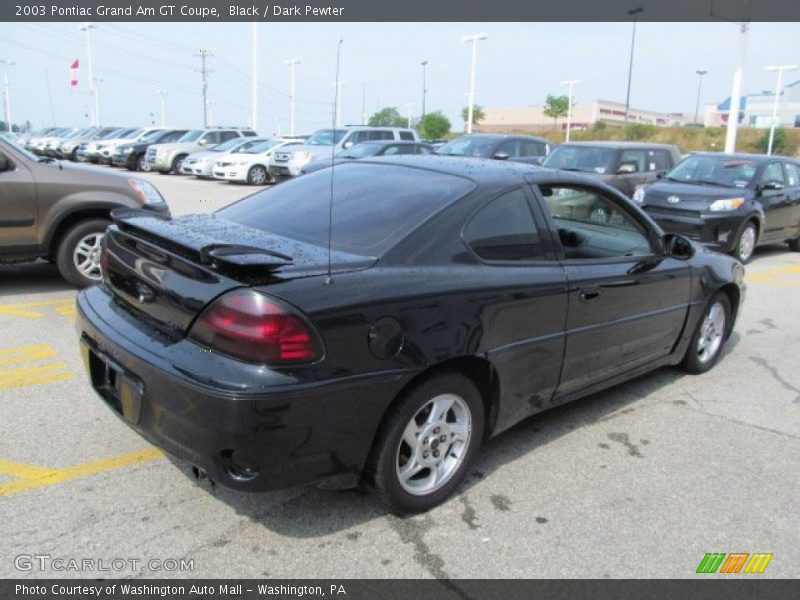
[{"left": 76, "top": 157, "right": 745, "bottom": 514}]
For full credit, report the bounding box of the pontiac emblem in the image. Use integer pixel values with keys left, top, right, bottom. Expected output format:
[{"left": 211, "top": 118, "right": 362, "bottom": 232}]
[{"left": 667, "top": 195, "right": 681, "bottom": 204}]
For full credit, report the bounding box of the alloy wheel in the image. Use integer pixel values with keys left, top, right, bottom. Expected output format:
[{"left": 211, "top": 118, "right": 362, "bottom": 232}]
[
  {"left": 73, "top": 232, "right": 104, "bottom": 281},
  {"left": 696, "top": 301, "right": 726, "bottom": 364}
]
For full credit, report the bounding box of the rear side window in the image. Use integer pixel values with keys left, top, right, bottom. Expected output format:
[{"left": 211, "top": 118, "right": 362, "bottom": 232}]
[
  {"left": 242, "top": 130, "right": 257, "bottom": 137},
  {"left": 219, "top": 131, "right": 239, "bottom": 142},
  {"left": 520, "top": 140, "right": 546, "bottom": 157},
  {"left": 369, "top": 130, "right": 395, "bottom": 141},
  {"left": 399, "top": 131, "right": 415, "bottom": 141},
  {"left": 463, "top": 188, "right": 543, "bottom": 261},
  {"left": 217, "top": 163, "right": 475, "bottom": 256},
  {"left": 619, "top": 150, "right": 646, "bottom": 173},
  {"left": 648, "top": 149, "right": 671, "bottom": 171}
]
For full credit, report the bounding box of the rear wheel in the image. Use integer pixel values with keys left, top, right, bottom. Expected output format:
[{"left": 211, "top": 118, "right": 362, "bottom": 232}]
[
  {"left": 246, "top": 165, "right": 269, "bottom": 185},
  {"left": 136, "top": 154, "right": 149, "bottom": 171},
  {"left": 55, "top": 218, "right": 110, "bottom": 288},
  {"left": 733, "top": 221, "right": 757, "bottom": 263},
  {"left": 171, "top": 154, "right": 187, "bottom": 174},
  {"left": 682, "top": 293, "right": 731, "bottom": 374},
  {"left": 366, "top": 372, "right": 484, "bottom": 514}
]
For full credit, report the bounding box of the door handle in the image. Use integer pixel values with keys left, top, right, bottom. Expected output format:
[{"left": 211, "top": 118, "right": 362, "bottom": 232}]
[{"left": 579, "top": 286, "right": 601, "bottom": 301}]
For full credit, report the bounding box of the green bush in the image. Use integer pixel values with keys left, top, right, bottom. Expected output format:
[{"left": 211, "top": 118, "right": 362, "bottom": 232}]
[
  {"left": 759, "top": 127, "right": 789, "bottom": 154},
  {"left": 624, "top": 123, "right": 658, "bottom": 140},
  {"left": 593, "top": 119, "right": 608, "bottom": 131}
]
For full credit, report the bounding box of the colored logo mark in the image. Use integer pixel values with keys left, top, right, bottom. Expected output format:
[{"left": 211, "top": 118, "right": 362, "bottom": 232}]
[{"left": 696, "top": 552, "right": 773, "bottom": 574}]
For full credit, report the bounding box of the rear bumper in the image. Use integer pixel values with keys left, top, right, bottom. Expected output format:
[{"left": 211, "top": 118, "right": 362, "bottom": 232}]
[
  {"left": 76, "top": 286, "right": 414, "bottom": 492},
  {"left": 644, "top": 208, "right": 746, "bottom": 254}
]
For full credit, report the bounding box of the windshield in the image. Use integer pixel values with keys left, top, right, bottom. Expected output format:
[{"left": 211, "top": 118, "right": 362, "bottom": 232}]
[
  {"left": 102, "top": 128, "right": 128, "bottom": 139},
  {"left": 543, "top": 146, "right": 618, "bottom": 174},
  {"left": 1, "top": 134, "right": 41, "bottom": 161},
  {"left": 217, "top": 163, "right": 475, "bottom": 256},
  {"left": 239, "top": 139, "right": 280, "bottom": 154},
  {"left": 667, "top": 155, "right": 758, "bottom": 188},
  {"left": 436, "top": 136, "right": 498, "bottom": 157},
  {"left": 141, "top": 129, "right": 169, "bottom": 143},
  {"left": 338, "top": 143, "right": 384, "bottom": 159},
  {"left": 306, "top": 129, "right": 347, "bottom": 146},
  {"left": 121, "top": 129, "right": 144, "bottom": 139},
  {"left": 210, "top": 137, "right": 251, "bottom": 153},
  {"left": 178, "top": 130, "right": 204, "bottom": 142}
]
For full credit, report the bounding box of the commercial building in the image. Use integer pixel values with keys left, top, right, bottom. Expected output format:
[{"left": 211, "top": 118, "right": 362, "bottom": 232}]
[{"left": 703, "top": 80, "right": 800, "bottom": 129}]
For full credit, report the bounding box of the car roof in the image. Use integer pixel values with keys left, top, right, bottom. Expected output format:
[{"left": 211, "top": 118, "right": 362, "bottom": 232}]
[
  {"left": 453, "top": 133, "right": 549, "bottom": 142},
  {"left": 687, "top": 151, "right": 797, "bottom": 163},
  {"left": 558, "top": 141, "right": 678, "bottom": 149},
  {"left": 351, "top": 140, "right": 428, "bottom": 146}
]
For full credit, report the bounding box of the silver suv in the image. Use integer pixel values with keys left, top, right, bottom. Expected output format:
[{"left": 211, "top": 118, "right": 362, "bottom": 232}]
[
  {"left": 146, "top": 127, "right": 258, "bottom": 174},
  {"left": 269, "top": 126, "right": 418, "bottom": 179}
]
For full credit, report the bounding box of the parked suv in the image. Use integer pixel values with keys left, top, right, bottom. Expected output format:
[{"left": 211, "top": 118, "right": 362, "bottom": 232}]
[
  {"left": 542, "top": 142, "right": 681, "bottom": 198},
  {"left": 269, "top": 126, "right": 419, "bottom": 179},
  {"left": 636, "top": 152, "right": 800, "bottom": 263},
  {"left": 147, "top": 127, "right": 258, "bottom": 174},
  {"left": 0, "top": 136, "right": 169, "bottom": 287},
  {"left": 112, "top": 128, "right": 189, "bottom": 171}
]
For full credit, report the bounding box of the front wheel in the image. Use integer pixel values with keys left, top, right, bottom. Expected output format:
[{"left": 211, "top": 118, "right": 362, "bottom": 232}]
[
  {"left": 246, "top": 164, "right": 269, "bottom": 185},
  {"left": 682, "top": 293, "right": 731, "bottom": 374},
  {"left": 733, "top": 221, "right": 757, "bottom": 263},
  {"left": 171, "top": 155, "right": 187, "bottom": 174},
  {"left": 366, "top": 372, "right": 484, "bottom": 514},
  {"left": 55, "top": 218, "right": 110, "bottom": 288}
]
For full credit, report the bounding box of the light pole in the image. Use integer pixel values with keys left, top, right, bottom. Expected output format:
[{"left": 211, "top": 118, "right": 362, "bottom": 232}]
[
  {"left": 765, "top": 64, "right": 798, "bottom": 155},
  {"left": 0, "top": 60, "right": 14, "bottom": 132},
  {"left": 284, "top": 59, "right": 300, "bottom": 137},
  {"left": 156, "top": 89, "right": 167, "bottom": 126},
  {"left": 332, "top": 81, "right": 344, "bottom": 128},
  {"left": 461, "top": 33, "right": 487, "bottom": 134},
  {"left": 694, "top": 70, "right": 707, "bottom": 125},
  {"left": 405, "top": 102, "right": 413, "bottom": 128},
  {"left": 724, "top": 22, "right": 749, "bottom": 153},
  {"left": 79, "top": 23, "right": 99, "bottom": 127},
  {"left": 623, "top": 7, "right": 643, "bottom": 125},
  {"left": 561, "top": 79, "right": 579, "bottom": 142},
  {"left": 251, "top": 23, "right": 258, "bottom": 132},
  {"left": 421, "top": 60, "right": 428, "bottom": 120}
]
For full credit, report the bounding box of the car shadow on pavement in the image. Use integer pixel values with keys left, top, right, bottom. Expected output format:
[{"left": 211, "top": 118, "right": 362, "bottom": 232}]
[
  {"left": 174, "top": 332, "right": 741, "bottom": 536},
  {"left": 0, "top": 261, "right": 75, "bottom": 296},
  {"left": 748, "top": 243, "right": 792, "bottom": 264}
]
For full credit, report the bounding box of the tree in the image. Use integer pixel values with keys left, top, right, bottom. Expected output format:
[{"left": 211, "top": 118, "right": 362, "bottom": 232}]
[
  {"left": 419, "top": 111, "right": 451, "bottom": 140},
  {"left": 368, "top": 107, "right": 407, "bottom": 127},
  {"left": 461, "top": 104, "right": 486, "bottom": 125},
  {"left": 543, "top": 94, "right": 569, "bottom": 128}
]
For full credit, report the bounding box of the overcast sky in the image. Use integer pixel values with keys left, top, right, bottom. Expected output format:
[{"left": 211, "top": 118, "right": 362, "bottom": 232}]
[{"left": 1, "top": 21, "right": 799, "bottom": 134}]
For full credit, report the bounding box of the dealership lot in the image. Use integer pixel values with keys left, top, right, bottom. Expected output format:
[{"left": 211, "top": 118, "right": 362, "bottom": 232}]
[{"left": 1, "top": 169, "right": 799, "bottom": 579}]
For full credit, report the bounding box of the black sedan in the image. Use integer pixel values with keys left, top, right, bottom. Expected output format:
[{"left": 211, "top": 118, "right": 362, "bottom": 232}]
[
  {"left": 111, "top": 128, "right": 189, "bottom": 171},
  {"left": 300, "top": 140, "right": 433, "bottom": 174},
  {"left": 435, "top": 133, "right": 552, "bottom": 165},
  {"left": 77, "top": 157, "right": 744, "bottom": 514},
  {"left": 635, "top": 152, "right": 800, "bottom": 263}
]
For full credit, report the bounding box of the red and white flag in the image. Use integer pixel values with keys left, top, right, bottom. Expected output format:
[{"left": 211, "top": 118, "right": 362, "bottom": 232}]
[{"left": 70, "top": 59, "right": 79, "bottom": 88}]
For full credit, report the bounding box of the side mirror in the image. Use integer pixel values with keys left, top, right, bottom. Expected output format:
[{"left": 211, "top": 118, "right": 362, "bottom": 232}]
[
  {"left": 0, "top": 154, "right": 9, "bottom": 172},
  {"left": 617, "top": 163, "right": 638, "bottom": 174},
  {"left": 493, "top": 152, "right": 511, "bottom": 161},
  {"left": 759, "top": 180, "right": 785, "bottom": 192},
  {"left": 197, "top": 139, "right": 208, "bottom": 146},
  {"left": 664, "top": 233, "right": 695, "bottom": 260},
  {"left": 342, "top": 141, "right": 354, "bottom": 149}
]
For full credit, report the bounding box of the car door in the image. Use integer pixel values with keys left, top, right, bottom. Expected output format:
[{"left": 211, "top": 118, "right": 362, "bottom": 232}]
[
  {"left": 757, "top": 161, "right": 792, "bottom": 241},
  {"left": 782, "top": 162, "right": 800, "bottom": 239},
  {"left": 461, "top": 186, "right": 568, "bottom": 429},
  {"left": 532, "top": 182, "right": 691, "bottom": 397},
  {"left": 0, "top": 149, "right": 38, "bottom": 250}
]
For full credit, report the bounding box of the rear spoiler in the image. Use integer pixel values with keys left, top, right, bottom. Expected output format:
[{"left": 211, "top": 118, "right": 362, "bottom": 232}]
[{"left": 110, "top": 208, "right": 294, "bottom": 274}]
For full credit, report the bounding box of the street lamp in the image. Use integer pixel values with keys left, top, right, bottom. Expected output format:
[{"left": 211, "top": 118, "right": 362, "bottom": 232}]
[
  {"left": 284, "top": 58, "right": 300, "bottom": 137},
  {"left": 561, "top": 79, "right": 579, "bottom": 142},
  {"left": 421, "top": 60, "right": 428, "bottom": 120},
  {"left": 623, "top": 7, "right": 643, "bottom": 125},
  {"left": 156, "top": 89, "right": 167, "bottom": 127},
  {"left": 765, "top": 64, "right": 798, "bottom": 155},
  {"left": 694, "top": 70, "right": 707, "bottom": 125},
  {"left": 461, "top": 33, "right": 488, "bottom": 134},
  {"left": 79, "top": 23, "right": 99, "bottom": 127},
  {"left": 0, "top": 60, "right": 15, "bottom": 132}
]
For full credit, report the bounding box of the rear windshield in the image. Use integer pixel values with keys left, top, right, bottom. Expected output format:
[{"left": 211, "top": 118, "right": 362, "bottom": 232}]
[
  {"left": 436, "top": 136, "right": 498, "bottom": 157},
  {"left": 217, "top": 163, "right": 475, "bottom": 256},
  {"left": 543, "top": 145, "right": 618, "bottom": 174}
]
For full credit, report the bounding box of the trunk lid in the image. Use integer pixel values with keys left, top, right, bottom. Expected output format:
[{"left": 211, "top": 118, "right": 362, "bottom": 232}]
[{"left": 101, "top": 209, "right": 375, "bottom": 338}]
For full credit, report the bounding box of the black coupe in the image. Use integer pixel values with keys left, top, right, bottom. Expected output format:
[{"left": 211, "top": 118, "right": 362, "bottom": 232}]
[{"left": 77, "top": 157, "right": 745, "bottom": 513}]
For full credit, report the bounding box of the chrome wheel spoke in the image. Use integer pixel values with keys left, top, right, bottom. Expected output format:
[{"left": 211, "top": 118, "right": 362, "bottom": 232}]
[
  {"left": 402, "top": 419, "right": 421, "bottom": 448},
  {"left": 426, "top": 396, "right": 454, "bottom": 425},
  {"left": 398, "top": 460, "right": 424, "bottom": 483}
]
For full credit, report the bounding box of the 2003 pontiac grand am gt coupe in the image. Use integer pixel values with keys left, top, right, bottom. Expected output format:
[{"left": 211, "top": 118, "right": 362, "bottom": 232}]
[{"left": 77, "top": 157, "right": 745, "bottom": 514}]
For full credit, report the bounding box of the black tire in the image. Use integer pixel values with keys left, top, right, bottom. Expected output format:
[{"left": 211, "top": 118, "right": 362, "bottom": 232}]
[
  {"left": 246, "top": 164, "right": 269, "bottom": 185},
  {"left": 788, "top": 234, "right": 800, "bottom": 252},
  {"left": 682, "top": 293, "right": 731, "bottom": 374},
  {"left": 366, "top": 372, "right": 484, "bottom": 514},
  {"left": 55, "top": 218, "right": 110, "bottom": 289},
  {"left": 133, "top": 154, "right": 148, "bottom": 171},
  {"left": 732, "top": 221, "right": 757, "bottom": 264},
  {"left": 171, "top": 154, "right": 187, "bottom": 174}
]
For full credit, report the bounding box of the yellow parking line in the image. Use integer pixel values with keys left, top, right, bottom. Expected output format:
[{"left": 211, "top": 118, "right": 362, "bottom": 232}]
[
  {"left": 0, "top": 447, "right": 163, "bottom": 496},
  {"left": 0, "top": 297, "right": 74, "bottom": 318},
  {"left": 0, "top": 343, "right": 56, "bottom": 365},
  {"left": 747, "top": 264, "right": 800, "bottom": 284},
  {"left": 0, "top": 343, "right": 74, "bottom": 391}
]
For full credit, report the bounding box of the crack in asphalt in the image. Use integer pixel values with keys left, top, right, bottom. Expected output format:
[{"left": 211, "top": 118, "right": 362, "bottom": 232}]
[{"left": 750, "top": 356, "right": 800, "bottom": 404}]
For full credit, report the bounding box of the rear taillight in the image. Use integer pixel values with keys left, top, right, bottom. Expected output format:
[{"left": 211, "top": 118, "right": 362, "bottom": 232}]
[{"left": 188, "top": 290, "right": 322, "bottom": 365}]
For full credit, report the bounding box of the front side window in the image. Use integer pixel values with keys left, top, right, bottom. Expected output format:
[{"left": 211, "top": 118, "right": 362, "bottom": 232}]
[
  {"left": 520, "top": 140, "right": 546, "bottom": 157},
  {"left": 463, "top": 188, "right": 543, "bottom": 261},
  {"left": 538, "top": 185, "right": 652, "bottom": 260},
  {"left": 762, "top": 162, "right": 786, "bottom": 184},
  {"left": 496, "top": 140, "right": 520, "bottom": 157}
]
